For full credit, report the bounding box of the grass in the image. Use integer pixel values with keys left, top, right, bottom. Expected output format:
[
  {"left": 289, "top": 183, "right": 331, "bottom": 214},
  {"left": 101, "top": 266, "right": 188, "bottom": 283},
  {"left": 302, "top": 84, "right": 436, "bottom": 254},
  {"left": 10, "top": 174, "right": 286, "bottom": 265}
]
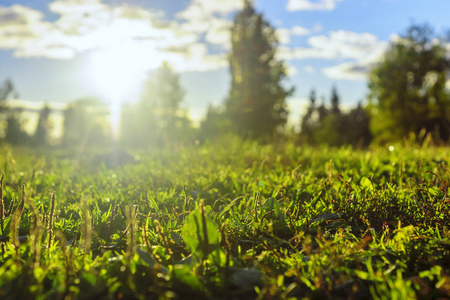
[{"left": 0, "top": 137, "right": 449, "bottom": 299}]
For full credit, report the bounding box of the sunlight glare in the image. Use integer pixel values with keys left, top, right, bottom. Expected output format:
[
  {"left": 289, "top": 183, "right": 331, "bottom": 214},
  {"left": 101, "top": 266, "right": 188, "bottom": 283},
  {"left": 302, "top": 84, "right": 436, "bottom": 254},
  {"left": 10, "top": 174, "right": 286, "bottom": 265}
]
[{"left": 87, "top": 44, "right": 162, "bottom": 139}]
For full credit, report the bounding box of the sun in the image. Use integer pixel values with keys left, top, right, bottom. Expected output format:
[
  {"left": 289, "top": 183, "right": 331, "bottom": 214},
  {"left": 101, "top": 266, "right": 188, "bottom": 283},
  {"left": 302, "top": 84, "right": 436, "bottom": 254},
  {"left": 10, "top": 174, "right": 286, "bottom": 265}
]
[{"left": 86, "top": 44, "right": 162, "bottom": 138}]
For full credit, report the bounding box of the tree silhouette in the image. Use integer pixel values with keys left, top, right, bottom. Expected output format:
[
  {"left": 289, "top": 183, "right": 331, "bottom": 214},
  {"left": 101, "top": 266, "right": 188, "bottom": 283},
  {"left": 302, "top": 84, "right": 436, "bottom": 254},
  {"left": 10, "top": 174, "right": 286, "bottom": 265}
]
[
  {"left": 0, "top": 79, "right": 29, "bottom": 145},
  {"left": 368, "top": 24, "right": 450, "bottom": 143},
  {"left": 5, "top": 110, "right": 29, "bottom": 145},
  {"left": 0, "top": 79, "right": 14, "bottom": 102},
  {"left": 33, "top": 105, "right": 51, "bottom": 146},
  {"left": 121, "top": 62, "right": 193, "bottom": 147},
  {"left": 224, "top": 0, "right": 293, "bottom": 138},
  {"left": 298, "top": 87, "right": 372, "bottom": 147},
  {"left": 299, "top": 88, "right": 317, "bottom": 143},
  {"left": 62, "top": 98, "right": 110, "bottom": 148},
  {"left": 330, "top": 86, "right": 341, "bottom": 115}
]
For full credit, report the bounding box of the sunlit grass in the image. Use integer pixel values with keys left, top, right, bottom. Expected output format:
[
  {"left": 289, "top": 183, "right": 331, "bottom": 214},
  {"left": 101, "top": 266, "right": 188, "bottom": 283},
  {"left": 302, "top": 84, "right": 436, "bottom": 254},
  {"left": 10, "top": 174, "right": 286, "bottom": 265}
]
[{"left": 0, "top": 139, "right": 448, "bottom": 299}]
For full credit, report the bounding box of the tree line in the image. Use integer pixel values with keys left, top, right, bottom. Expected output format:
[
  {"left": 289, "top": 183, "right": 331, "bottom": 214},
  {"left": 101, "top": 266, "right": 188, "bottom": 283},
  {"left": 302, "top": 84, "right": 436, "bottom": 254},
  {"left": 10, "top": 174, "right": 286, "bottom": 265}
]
[{"left": 0, "top": 1, "right": 449, "bottom": 148}]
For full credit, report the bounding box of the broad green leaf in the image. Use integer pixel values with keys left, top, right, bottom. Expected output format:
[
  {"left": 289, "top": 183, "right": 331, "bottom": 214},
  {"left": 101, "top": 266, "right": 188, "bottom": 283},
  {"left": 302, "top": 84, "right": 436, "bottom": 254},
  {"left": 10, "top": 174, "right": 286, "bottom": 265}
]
[
  {"left": 137, "top": 247, "right": 156, "bottom": 267},
  {"left": 360, "top": 177, "right": 373, "bottom": 191},
  {"left": 80, "top": 272, "right": 97, "bottom": 287},
  {"left": 172, "top": 264, "right": 203, "bottom": 290},
  {"left": 182, "top": 204, "right": 220, "bottom": 259}
]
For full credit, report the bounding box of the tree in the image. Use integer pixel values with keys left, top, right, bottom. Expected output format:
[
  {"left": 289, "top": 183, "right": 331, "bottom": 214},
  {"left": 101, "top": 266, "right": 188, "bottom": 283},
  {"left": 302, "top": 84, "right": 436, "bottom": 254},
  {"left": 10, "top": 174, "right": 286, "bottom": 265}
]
[
  {"left": 299, "top": 88, "right": 317, "bottom": 143},
  {"left": 317, "top": 96, "right": 328, "bottom": 123},
  {"left": 198, "top": 104, "right": 230, "bottom": 142},
  {"left": 5, "top": 110, "right": 29, "bottom": 145},
  {"left": 140, "top": 62, "right": 184, "bottom": 116},
  {"left": 342, "top": 102, "right": 372, "bottom": 146},
  {"left": 330, "top": 86, "right": 341, "bottom": 115},
  {"left": 0, "top": 79, "right": 29, "bottom": 145},
  {"left": 121, "top": 62, "right": 193, "bottom": 147},
  {"left": 298, "top": 86, "right": 372, "bottom": 147},
  {"left": 33, "top": 105, "right": 51, "bottom": 146},
  {"left": 62, "top": 98, "right": 110, "bottom": 148},
  {"left": 315, "top": 86, "right": 342, "bottom": 145},
  {"left": 0, "top": 79, "right": 14, "bottom": 102},
  {"left": 368, "top": 24, "right": 450, "bottom": 143},
  {"left": 224, "top": 0, "right": 293, "bottom": 138}
]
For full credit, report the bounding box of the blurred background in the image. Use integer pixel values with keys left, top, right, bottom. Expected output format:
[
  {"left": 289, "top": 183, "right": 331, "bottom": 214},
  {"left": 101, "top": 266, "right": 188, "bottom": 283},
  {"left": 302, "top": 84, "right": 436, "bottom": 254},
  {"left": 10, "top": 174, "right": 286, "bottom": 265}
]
[{"left": 0, "top": 0, "right": 449, "bottom": 149}]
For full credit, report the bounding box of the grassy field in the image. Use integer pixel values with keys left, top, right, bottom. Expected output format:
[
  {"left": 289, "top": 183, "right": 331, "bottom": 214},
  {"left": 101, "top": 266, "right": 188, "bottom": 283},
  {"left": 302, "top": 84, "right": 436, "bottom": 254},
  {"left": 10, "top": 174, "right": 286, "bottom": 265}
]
[{"left": 0, "top": 138, "right": 449, "bottom": 299}]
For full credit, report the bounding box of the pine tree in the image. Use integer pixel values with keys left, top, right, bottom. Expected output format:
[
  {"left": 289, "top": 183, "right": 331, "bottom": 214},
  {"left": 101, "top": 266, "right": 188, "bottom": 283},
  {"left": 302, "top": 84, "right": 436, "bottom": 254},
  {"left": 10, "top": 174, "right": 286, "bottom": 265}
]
[
  {"left": 330, "top": 86, "right": 341, "bottom": 115},
  {"left": 299, "top": 88, "right": 317, "bottom": 143},
  {"left": 225, "top": 0, "right": 293, "bottom": 138}
]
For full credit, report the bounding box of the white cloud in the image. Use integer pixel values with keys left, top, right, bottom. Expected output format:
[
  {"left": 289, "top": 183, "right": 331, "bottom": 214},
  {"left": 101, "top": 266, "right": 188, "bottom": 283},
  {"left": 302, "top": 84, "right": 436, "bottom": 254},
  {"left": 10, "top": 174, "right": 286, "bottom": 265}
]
[
  {"left": 322, "top": 61, "right": 371, "bottom": 80},
  {"left": 177, "top": 0, "right": 243, "bottom": 19},
  {"left": 279, "top": 30, "right": 386, "bottom": 60},
  {"left": 287, "top": 0, "right": 343, "bottom": 11},
  {"left": 0, "top": 1, "right": 231, "bottom": 72},
  {"left": 286, "top": 64, "right": 299, "bottom": 76},
  {"left": 276, "top": 25, "right": 313, "bottom": 45},
  {"left": 312, "top": 23, "right": 323, "bottom": 32},
  {"left": 205, "top": 18, "right": 232, "bottom": 47},
  {"left": 276, "top": 28, "right": 291, "bottom": 45},
  {"left": 277, "top": 30, "right": 388, "bottom": 80},
  {"left": 304, "top": 65, "right": 315, "bottom": 73},
  {"left": 321, "top": 34, "right": 389, "bottom": 80},
  {"left": 291, "top": 25, "right": 311, "bottom": 36},
  {"left": 323, "top": 35, "right": 450, "bottom": 81},
  {"left": 177, "top": 0, "right": 242, "bottom": 50},
  {"left": 0, "top": 5, "right": 52, "bottom": 49},
  {"left": 173, "top": 43, "right": 228, "bottom": 72}
]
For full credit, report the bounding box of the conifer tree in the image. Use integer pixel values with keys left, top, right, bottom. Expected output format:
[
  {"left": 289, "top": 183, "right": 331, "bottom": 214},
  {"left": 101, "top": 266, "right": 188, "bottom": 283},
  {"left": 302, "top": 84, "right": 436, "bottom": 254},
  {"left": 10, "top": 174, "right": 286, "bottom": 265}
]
[
  {"left": 225, "top": 0, "right": 293, "bottom": 138},
  {"left": 330, "top": 86, "right": 341, "bottom": 115},
  {"left": 299, "top": 88, "right": 317, "bottom": 143}
]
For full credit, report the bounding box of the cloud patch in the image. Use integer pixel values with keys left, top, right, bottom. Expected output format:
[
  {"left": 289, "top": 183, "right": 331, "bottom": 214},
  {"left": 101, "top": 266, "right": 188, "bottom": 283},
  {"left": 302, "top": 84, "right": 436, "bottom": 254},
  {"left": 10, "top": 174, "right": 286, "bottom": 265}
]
[
  {"left": 276, "top": 25, "right": 312, "bottom": 45},
  {"left": 277, "top": 30, "right": 388, "bottom": 80},
  {"left": 322, "top": 61, "right": 373, "bottom": 80},
  {"left": 287, "top": 0, "right": 343, "bottom": 11},
  {"left": 0, "top": 0, "right": 234, "bottom": 72},
  {"left": 177, "top": 0, "right": 242, "bottom": 50},
  {"left": 0, "top": 5, "right": 52, "bottom": 49}
]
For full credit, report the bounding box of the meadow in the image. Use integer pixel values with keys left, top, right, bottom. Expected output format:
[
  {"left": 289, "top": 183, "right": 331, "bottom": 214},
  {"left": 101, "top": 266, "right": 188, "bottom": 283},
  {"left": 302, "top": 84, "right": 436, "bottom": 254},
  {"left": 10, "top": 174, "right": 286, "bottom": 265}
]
[{"left": 0, "top": 138, "right": 449, "bottom": 299}]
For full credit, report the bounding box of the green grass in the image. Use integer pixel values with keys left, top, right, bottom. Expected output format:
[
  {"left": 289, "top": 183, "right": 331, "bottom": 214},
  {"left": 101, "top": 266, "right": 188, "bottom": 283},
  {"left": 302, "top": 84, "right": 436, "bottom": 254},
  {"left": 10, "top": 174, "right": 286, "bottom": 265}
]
[{"left": 0, "top": 138, "right": 449, "bottom": 299}]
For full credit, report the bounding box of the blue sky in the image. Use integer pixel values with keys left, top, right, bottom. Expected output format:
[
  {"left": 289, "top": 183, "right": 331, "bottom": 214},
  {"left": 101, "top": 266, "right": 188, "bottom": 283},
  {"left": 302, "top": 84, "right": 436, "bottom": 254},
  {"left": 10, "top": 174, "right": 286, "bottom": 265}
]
[{"left": 1, "top": 0, "right": 449, "bottom": 125}]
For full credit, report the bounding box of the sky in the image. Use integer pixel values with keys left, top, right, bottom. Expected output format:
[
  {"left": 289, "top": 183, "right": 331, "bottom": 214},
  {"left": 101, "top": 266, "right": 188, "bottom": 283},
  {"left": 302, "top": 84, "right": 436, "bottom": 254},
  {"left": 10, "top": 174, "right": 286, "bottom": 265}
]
[{"left": 0, "top": 0, "right": 449, "bottom": 127}]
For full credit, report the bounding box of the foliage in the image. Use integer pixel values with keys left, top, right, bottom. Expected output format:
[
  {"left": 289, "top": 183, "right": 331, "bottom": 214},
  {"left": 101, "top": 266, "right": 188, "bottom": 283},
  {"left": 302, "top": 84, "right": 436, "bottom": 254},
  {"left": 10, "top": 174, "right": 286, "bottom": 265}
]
[
  {"left": 4, "top": 110, "right": 29, "bottom": 145},
  {"left": 198, "top": 105, "right": 231, "bottom": 142},
  {"left": 120, "top": 63, "right": 194, "bottom": 147},
  {"left": 0, "top": 138, "right": 449, "bottom": 299},
  {"left": 62, "top": 97, "right": 111, "bottom": 148},
  {"left": 0, "top": 79, "right": 15, "bottom": 103},
  {"left": 368, "top": 24, "right": 450, "bottom": 144},
  {"left": 224, "top": 1, "right": 293, "bottom": 138},
  {"left": 299, "top": 87, "right": 371, "bottom": 147},
  {"left": 298, "top": 89, "right": 317, "bottom": 144},
  {"left": 32, "top": 105, "right": 51, "bottom": 146},
  {"left": 330, "top": 85, "right": 340, "bottom": 115},
  {"left": 0, "top": 79, "right": 24, "bottom": 144}
]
